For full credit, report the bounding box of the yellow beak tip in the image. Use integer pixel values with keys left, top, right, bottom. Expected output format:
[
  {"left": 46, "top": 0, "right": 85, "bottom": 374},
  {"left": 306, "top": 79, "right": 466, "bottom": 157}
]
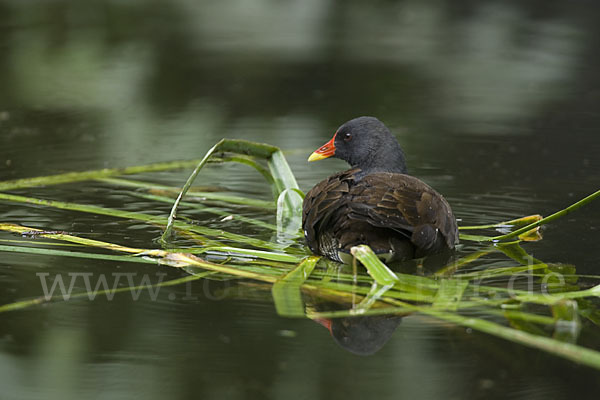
[{"left": 308, "top": 152, "right": 328, "bottom": 162}]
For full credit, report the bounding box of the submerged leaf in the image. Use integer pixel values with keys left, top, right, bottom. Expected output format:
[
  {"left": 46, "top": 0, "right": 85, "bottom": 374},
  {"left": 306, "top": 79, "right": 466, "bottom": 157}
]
[
  {"left": 350, "top": 245, "right": 399, "bottom": 286},
  {"left": 272, "top": 257, "right": 319, "bottom": 317},
  {"left": 432, "top": 279, "right": 469, "bottom": 311},
  {"left": 552, "top": 299, "right": 581, "bottom": 343}
]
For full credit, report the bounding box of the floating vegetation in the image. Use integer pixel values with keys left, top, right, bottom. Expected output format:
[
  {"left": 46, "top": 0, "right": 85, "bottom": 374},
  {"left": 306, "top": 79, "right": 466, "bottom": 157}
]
[{"left": 0, "top": 139, "right": 599, "bottom": 368}]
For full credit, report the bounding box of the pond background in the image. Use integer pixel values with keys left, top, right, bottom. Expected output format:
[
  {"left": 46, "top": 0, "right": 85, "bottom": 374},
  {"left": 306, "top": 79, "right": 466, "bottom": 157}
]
[{"left": 1, "top": 1, "right": 600, "bottom": 399}]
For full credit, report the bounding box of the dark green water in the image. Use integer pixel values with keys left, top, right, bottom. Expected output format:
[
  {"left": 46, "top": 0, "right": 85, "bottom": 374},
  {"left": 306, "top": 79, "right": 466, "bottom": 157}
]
[{"left": 1, "top": 1, "right": 600, "bottom": 399}]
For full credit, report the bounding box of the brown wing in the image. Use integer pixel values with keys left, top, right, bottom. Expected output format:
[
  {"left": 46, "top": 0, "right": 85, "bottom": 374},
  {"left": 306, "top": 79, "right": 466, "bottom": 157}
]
[
  {"left": 346, "top": 173, "right": 458, "bottom": 251},
  {"left": 302, "top": 169, "right": 458, "bottom": 259}
]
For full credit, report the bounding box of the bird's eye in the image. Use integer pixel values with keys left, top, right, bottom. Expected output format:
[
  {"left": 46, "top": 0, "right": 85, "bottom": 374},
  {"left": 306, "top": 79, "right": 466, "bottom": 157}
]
[{"left": 343, "top": 133, "right": 352, "bottom": 141}]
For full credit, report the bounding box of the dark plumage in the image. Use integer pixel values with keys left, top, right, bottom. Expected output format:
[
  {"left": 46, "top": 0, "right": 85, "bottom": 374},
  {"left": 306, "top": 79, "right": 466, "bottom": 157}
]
[{"left": 302, "top": 116, "right": 458, "bottom": 263}]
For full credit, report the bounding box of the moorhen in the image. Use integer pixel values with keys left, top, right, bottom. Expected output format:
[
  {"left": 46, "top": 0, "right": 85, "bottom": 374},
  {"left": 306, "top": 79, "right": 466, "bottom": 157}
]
[{"left": 302, "top": 116, "right": 458, "bottom": 263}]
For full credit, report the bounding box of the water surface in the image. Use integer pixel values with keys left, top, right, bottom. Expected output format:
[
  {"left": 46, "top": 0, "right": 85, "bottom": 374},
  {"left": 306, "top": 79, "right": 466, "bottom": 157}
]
[{"left": 1, "top": 1, "right": 600, "bottom": 399}]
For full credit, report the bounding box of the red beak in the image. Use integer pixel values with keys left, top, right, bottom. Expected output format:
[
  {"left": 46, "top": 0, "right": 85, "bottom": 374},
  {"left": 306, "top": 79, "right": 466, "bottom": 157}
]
[
  {"left": 313, "top": 317, "right": 333, "bottom": 333},
  {"left": 308, "top": 133, "right": 336, "bottom": 162}
]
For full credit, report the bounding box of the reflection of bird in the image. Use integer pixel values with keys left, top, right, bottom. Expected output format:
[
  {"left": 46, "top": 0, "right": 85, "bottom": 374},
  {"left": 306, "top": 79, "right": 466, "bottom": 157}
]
[
  {"left": 302, "top": 116, "right": 458, "bottom": 263},
  {"left": 314, "top": 315, "right": 403, "bottom": 356}
]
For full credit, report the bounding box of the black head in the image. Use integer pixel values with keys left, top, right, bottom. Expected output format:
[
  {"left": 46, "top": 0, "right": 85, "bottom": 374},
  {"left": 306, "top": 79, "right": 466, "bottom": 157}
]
[{"left": 309, "top": 116, "right": 407, "bottom": 174}]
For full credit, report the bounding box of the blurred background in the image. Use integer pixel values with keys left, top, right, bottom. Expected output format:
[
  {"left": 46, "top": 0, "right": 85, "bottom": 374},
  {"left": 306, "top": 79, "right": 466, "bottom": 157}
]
[
  {"left": 1, "top": 0, "right": 598, "bottom": 179},
  {"left": 1, "top": 1, "right": 599, "bottom": 399}
]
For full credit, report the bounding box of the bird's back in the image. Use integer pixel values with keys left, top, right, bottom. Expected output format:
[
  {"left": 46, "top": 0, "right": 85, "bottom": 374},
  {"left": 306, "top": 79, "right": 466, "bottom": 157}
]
[{"left": 302, "top": 168, "right": 458, "bottom": 262}]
